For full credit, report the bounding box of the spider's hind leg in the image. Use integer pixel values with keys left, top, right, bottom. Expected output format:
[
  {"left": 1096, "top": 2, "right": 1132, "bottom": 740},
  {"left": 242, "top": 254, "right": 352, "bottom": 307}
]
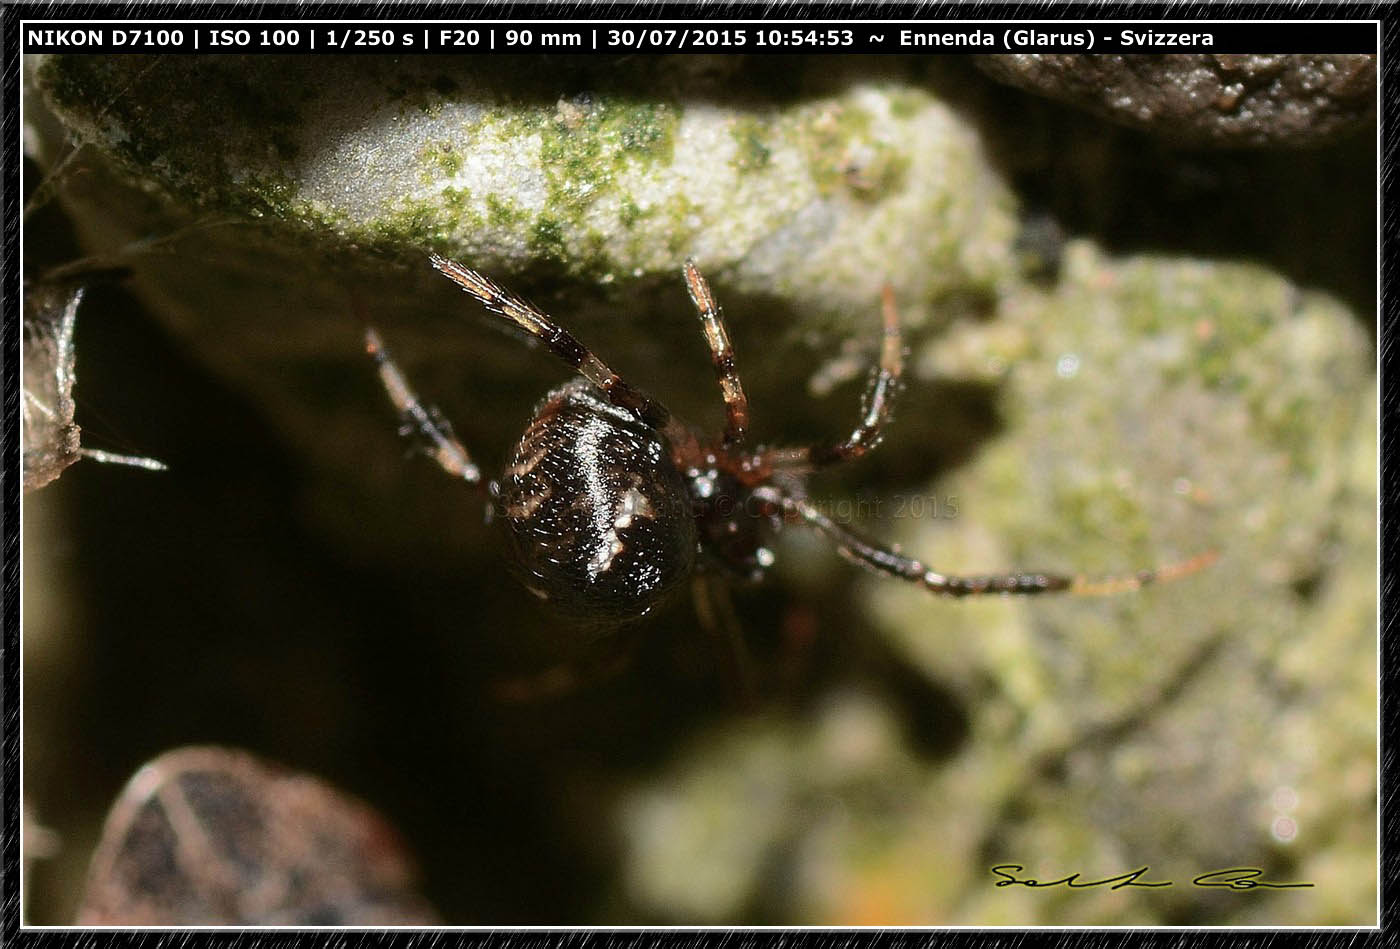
[{"left": 364, "top": 327, "right": 481, "bottom": 484}]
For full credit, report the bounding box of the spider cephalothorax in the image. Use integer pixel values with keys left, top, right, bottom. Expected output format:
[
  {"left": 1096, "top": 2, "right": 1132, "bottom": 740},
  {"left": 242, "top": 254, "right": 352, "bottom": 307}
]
[{"left": 367, "top": 255, "right": 1214, "bottom": 625}]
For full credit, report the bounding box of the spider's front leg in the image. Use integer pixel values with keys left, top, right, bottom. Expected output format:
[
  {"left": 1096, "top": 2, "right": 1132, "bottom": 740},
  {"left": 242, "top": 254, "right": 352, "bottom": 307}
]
[
  {"left": 364, "top": 327, "right": 481, "bottom": 484},
  {"left": 763, "top": 284, "right": 906, "bottom": 471},
  {"left": 491, "top": 631, "right": 642, "bottom": 703},
  {"left": 789, "top": 496, "right": 1218, "bottom": 597},
  {"left": 682, "top": 260, "right": 751, "bottom": 449},
  {"left": 430, "top": 254, "right": 688, "bottom": 442}
]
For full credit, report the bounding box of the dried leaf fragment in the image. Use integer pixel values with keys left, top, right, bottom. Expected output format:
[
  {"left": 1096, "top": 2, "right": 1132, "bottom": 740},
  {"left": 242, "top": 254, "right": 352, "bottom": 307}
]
[{"left": 78, "top": 746, "right": 439, "bottom": 926}]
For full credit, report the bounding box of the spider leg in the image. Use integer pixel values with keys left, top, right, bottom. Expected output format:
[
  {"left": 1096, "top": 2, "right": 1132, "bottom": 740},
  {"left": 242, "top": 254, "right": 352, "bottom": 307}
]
[
  {"left": 683, "top": 260, "right": 750, "bottom": 449},
  {"left": 692, "top": 573, "right": 758, "bottom": 709},
  {"left": 787, "top": 496, "right": 1217, "bottom": 597},
  {"left": 364, "top": 327, "right": 481, "bottom": 484},
  {"left": 491, "top": 634, "right": 639, "bottom": 703},
  {"left": 763, "top": 284, "right": 904, "bottom": 470},
  {"left": 430, "top": 254, "right": 685, "bottom": 442}
]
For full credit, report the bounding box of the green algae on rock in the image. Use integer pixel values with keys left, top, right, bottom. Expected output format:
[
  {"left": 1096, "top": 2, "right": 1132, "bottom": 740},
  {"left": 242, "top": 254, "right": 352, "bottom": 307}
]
[
  {"left": 30, "top": 55, "right": 1016, "bottom": 311},
  {"left": 615, "top": 245, "right": 1375, "bottom": 924}
]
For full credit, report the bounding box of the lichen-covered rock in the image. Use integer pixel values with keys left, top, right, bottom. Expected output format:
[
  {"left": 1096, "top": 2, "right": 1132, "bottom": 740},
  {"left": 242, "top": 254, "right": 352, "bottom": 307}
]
[
  {"left": 31, "top": 55, "right": 1015, "bottom": 300},
  {"left": 620, "top": 692, "right": 922, "bottom": 922},
  {"left": 617, "top": 246, "right": 1376, "bottom": 924},
  {"left": 976, "top": 54, "right": 1376, "bottom": 147}
]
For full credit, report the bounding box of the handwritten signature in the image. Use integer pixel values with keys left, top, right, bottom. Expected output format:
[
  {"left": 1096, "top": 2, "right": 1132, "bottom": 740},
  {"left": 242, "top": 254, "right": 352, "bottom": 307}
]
[{"left": 991, "top": 864, "right": 1314, "bottom": 891}]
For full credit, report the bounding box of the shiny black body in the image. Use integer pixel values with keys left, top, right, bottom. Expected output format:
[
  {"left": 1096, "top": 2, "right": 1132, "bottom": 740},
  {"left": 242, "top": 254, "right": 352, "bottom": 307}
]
[{"left": 500, "top": 381, "right": 697, "bottom": 621}]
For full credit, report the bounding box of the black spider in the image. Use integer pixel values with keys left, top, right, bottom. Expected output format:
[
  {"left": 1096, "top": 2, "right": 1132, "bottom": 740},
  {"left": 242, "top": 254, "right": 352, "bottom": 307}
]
[{"left": 367, "top": 255, "right": 1214, "bottom": 626}]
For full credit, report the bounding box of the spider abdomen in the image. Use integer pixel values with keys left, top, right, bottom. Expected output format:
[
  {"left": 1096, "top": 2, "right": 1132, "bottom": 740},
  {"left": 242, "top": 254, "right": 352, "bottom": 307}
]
[{"left": 500, "top": 381, "right": 698, "bottom": 623}]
